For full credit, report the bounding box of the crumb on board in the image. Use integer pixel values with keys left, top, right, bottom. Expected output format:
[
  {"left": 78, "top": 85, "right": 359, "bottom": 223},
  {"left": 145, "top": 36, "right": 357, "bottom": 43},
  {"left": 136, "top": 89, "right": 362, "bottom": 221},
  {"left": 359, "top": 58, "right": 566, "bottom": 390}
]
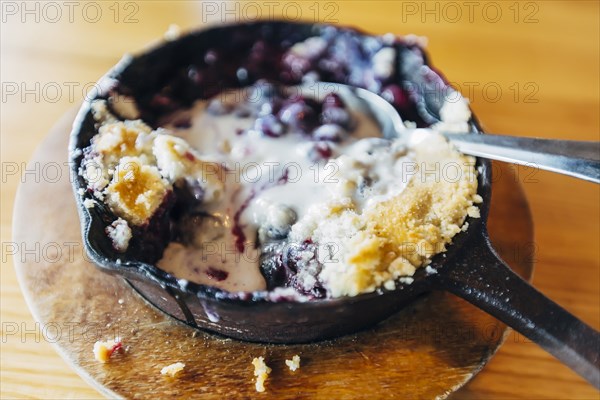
[
  {"left": 160, "top": 362, "right": 185, "bottom": 377},
  {"left": 285, "top": 355, "right": 301, "bottom": 371},
  {"left": 252, "top": 356, "right": 271, "bottom": 393},
  {"left": 93, "top": 338, "right": 122, "bottom": 363}
]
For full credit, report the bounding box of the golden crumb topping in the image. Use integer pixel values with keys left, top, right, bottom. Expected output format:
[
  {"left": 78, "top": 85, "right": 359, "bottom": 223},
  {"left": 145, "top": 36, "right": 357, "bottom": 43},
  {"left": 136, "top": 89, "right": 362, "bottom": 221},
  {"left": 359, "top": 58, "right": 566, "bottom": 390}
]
[
  {"left": 160, "top": 362, "right": 185, "bottom": 377},
  {"left": 252, "top": 356, "right": 271, "bottom": 392},
  {"left": 318, "top": 132, "right": 481, "bottom": 297},
  {"left": 285, "top": 355, "right": 301, "bottom": 371},
  {"left": 96, "top": 123, "right": 138, "bottom": 155},
  {"left": 153, "top": 134, "right": 225, "bottom": 203},
  {"left": 93, "top": 338, "right": 122, "bottom": 363},
  {"left": 365, "top": 135, "right": 480, "bottom": 266},
  {"left": 93, "top": 121, "right": 154, "bottom": 168},
  {"left": 106, "top": 157, "right": 169, "bottom": 226}
]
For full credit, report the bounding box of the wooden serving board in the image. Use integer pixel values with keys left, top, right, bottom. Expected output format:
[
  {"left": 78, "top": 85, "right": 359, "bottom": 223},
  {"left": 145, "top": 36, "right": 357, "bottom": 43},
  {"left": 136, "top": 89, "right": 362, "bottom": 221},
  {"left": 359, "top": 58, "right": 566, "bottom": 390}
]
[{"left": 13, "top": 109, "right": 533, "bottom": 399}]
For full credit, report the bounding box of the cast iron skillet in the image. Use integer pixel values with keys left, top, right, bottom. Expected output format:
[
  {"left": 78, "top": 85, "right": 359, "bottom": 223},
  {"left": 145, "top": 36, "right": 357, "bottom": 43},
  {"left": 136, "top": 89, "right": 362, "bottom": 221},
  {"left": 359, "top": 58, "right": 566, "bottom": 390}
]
[{"left": 68, "top": 21, "right": 599, "bottom": 387}]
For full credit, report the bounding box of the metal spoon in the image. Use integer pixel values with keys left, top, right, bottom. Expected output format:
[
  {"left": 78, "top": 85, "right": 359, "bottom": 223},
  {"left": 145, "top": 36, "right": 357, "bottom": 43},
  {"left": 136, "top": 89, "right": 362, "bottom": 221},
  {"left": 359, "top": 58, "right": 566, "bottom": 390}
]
[{"left": 321, "top": 82, "right": 600, "bottom": 183}]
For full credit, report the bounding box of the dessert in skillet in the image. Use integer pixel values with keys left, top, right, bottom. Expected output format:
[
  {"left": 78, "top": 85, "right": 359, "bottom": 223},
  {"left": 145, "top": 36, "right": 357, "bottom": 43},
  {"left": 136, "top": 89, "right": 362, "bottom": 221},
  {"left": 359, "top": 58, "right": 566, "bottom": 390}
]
[{"left": 78, "top": 31, "right": 481, "bottom": 300}]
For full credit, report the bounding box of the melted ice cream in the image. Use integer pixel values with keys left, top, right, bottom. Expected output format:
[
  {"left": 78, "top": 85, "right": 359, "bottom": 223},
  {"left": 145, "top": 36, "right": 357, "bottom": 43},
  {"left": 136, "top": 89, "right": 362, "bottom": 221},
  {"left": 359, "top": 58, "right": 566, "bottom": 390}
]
[{"left": 156, "top": 88, "right": 416, "bottom": 292}]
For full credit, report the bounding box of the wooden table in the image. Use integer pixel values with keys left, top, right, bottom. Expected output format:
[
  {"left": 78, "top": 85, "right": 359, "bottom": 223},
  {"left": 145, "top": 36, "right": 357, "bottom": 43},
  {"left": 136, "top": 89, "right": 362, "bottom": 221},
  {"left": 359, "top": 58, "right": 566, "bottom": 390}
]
[{"left": 1, "top": 1, "right": 598, "bottom": 398}]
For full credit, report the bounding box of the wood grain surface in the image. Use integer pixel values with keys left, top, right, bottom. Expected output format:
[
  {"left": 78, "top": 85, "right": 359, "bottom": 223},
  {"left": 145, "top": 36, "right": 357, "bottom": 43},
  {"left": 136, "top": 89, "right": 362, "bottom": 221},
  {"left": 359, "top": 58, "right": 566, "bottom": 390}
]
[{"left": 1, "top": 1, "right": 598, "bottom": 399}]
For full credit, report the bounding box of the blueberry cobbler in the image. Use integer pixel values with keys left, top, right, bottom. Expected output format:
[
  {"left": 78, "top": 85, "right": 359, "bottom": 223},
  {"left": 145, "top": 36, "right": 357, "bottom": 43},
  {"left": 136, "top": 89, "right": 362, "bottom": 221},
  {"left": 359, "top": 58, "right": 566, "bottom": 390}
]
[{"left": 76, "top": 26, "right": 481, "bottom": 300}]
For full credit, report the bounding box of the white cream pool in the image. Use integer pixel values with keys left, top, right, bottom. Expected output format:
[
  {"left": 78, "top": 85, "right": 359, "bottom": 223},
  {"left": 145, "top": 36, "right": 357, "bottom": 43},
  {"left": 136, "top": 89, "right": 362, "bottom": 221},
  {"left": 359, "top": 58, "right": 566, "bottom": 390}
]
[{"left": 156, "top": 88, "right": 418, "bottom": 292}]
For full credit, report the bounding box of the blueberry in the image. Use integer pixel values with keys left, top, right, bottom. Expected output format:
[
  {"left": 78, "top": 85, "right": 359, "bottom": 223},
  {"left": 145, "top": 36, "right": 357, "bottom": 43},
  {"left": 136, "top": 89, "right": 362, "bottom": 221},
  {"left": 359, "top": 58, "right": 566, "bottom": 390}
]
[
  {"left": 187, "top": 66, "right": 202, "bottom": 84},
  {"left": 257, "top": 102, "right": 273, "bottom": 116},
  {"left": 248, "top": 80, "right": 280, "bottom": 101},
  {"left": 322, "top": 92, "right": 345, "bottom": 109},
  {"left": 259, "top": 225, "right": 289, "bottom": 242},
  {"left": 308, "top": 142, "right": 334, "bottom": 161},
  {"left": 309, "top": 286, "right": 327, "bottom": 299},
  {"left": 259, "top": 242, "right": 292, "bottom": 289},
  {"left": 259, "top": 254, "right": 287, "bottom": 289},
  {"left": 278, "top": 100, "right": 318, "bottom": 133},
  {"left": 253, "top": 114, "right": 286, "bottom": 138},
  {"left": 204, "top": 49, "right": 218, "bottom": 65},
  {"left": 245, "top": 81, "right": 284, "bottom": 116},
  {"left": 312, "top": 124, "right": 347, "bottom": 142},
  {"left": 282, "top": 241, "right": 310, "bottom": 273},
  {"left": 282, "top": 53, "right": 312, "bottom": 79},
  {"left": 381, "top": 84, "right": 411, "bottom": 110},
  {"left": 236, "top": 67, "right": 249, "bottom": 83},
  {"left": 258, "top": 205, "right": 297, "bottom": 243}
]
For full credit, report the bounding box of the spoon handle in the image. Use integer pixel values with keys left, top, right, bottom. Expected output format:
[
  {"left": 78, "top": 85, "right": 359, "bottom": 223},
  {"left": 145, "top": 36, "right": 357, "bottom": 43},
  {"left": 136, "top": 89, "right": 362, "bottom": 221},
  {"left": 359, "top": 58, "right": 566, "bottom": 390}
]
[
  {"left": 435, "top": 233, "right": 600, "bottom": 388},
  {"left": 443, "top": 133, "right": 600, "bottom": 183}
]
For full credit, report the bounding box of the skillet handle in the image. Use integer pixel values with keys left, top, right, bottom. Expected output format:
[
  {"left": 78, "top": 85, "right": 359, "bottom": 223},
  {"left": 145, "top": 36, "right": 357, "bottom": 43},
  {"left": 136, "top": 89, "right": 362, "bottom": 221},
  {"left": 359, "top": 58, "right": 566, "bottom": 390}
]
[{"left": 434, "top": 233, "right": 600, "bottom": 388}]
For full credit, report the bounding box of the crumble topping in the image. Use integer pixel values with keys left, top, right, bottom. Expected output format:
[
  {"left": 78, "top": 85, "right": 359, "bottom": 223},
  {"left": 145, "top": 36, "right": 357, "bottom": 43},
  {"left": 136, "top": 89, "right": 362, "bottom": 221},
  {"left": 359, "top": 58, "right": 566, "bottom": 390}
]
[
  {"left": 105, "top": 157, "right": 169, "bottom": 226},
  {"left": 252, "top": 356, "right": 271, "bottom": 393},
  {"left": 109, "top": 94, "right": 141, "bottom": 120},
  {"left": 105, "top": 218, "right": 132, "bottom": 252},
  {"left": 90, "top": 99, "right": 116, "bottom": 124},
  {"left": 160, "top": 362, "right": 185, "bottom": 377},
  {"left": 285, "top": 355, "right": 301, "bottom": 372},
  {"left": 93, "top": 338, "right": 122, "bottom": 363},
  {"left": 93, "top": 120, "right": 153, "bottom": 163},
  {"left": 310, "top": 131, "right": 480, "bottom": 297},
  {"left": 435, "top": 93, "right": 473, "bottom": 133},
  {"left": 83, "top": 198, "right": 95, "bottom": 209},
  {"left": 81, "top": 100, "right": 224, "bottom": 228},
  {"left": 153, "top": 134, "right": 224, "bottom": 203}
]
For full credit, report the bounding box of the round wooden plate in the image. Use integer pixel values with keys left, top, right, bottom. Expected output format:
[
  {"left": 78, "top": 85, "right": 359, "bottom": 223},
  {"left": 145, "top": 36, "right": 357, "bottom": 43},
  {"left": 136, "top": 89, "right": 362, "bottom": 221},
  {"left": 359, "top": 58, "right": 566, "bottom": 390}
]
[{"left": 13, "top": 109, "right": 533, "bottom": 399}]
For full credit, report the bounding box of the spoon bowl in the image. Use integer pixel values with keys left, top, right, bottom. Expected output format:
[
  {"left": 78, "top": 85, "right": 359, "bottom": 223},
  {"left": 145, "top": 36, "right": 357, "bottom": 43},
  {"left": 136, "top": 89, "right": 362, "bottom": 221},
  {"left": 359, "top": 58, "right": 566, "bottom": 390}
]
[{"left": 342, "top": 82, "right": 600, "bottom": 183}]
